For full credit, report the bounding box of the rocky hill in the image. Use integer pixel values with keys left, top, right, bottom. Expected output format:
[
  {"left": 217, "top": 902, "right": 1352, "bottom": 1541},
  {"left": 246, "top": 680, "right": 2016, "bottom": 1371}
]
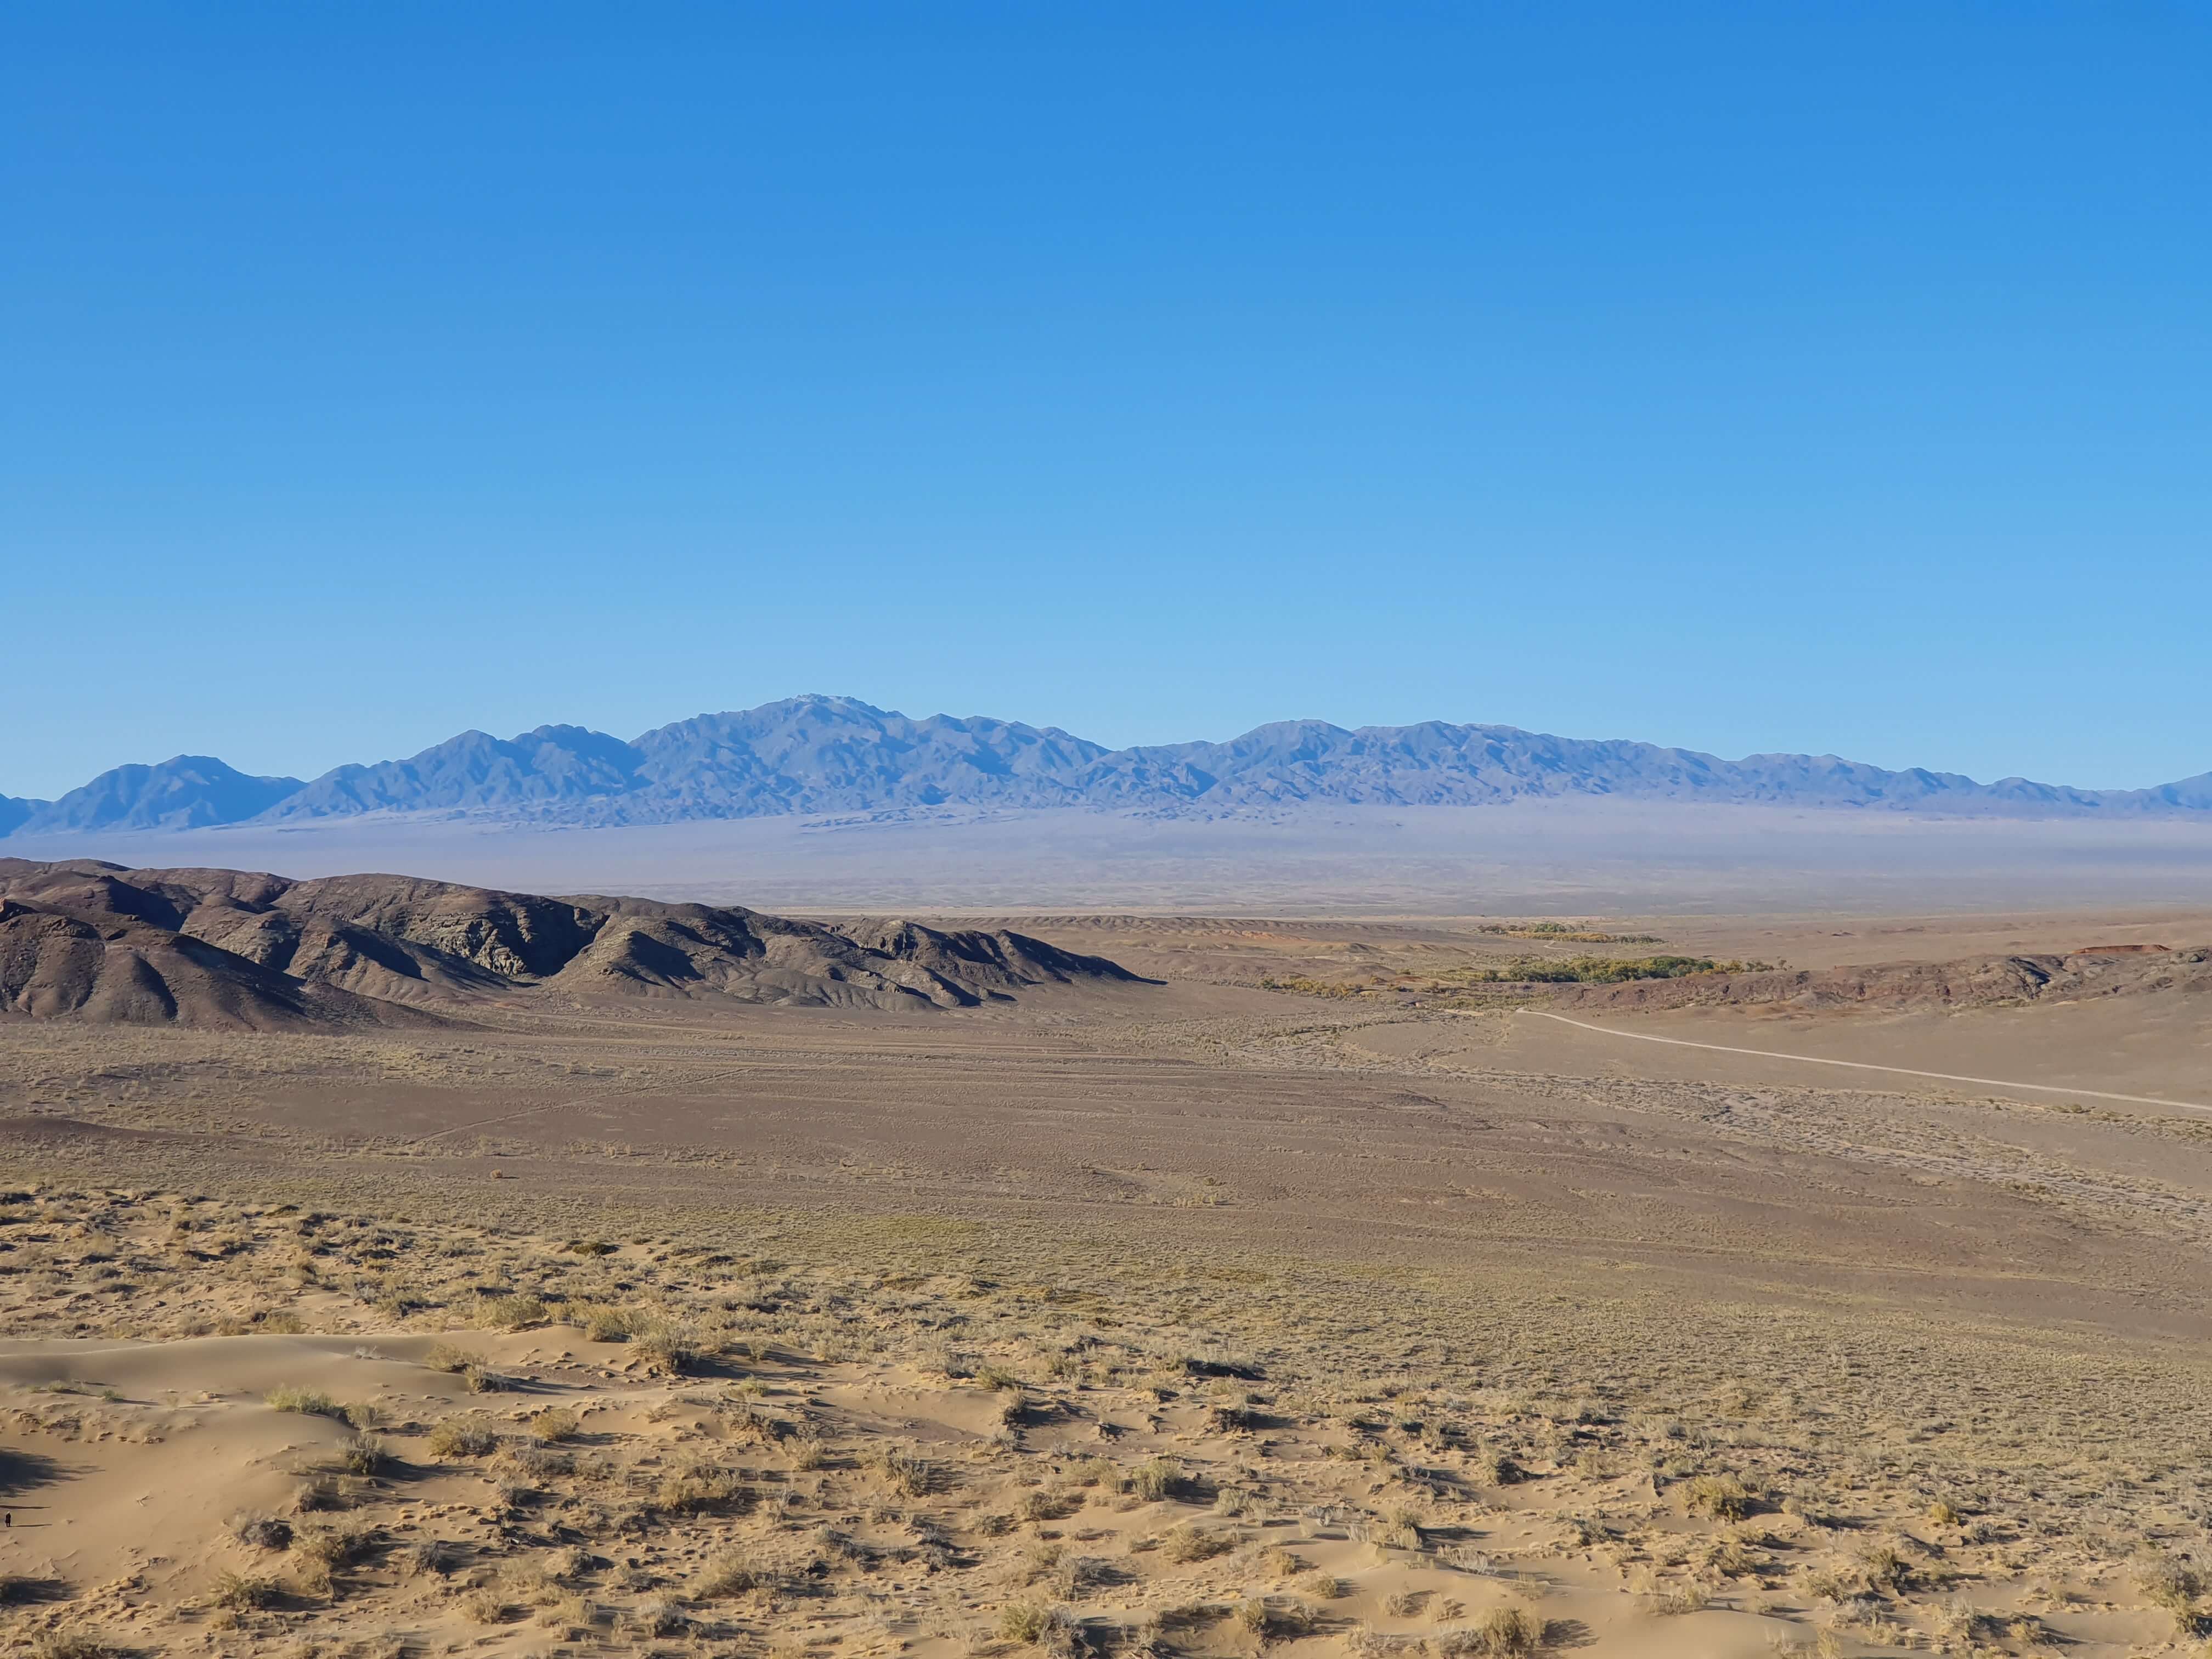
[
  {"left": 7, "top": 695, "right": 2209, "bottom": 836},
  {"left": 0, "top": 858, "right": 1147, "bottom": 1030}
]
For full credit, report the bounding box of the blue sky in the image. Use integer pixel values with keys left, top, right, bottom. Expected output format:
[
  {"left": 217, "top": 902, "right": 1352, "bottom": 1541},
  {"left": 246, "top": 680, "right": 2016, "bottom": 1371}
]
[{"left": 4, "top": 2, "right": 2207, "bottom": 799}]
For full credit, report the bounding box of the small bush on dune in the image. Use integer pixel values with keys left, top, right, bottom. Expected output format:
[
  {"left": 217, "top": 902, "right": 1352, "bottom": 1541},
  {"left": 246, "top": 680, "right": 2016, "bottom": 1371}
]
[
  {"left": 292, "top": 1520, "right": 373, "bottom": 1569},
  {"left": 33, "top": 1636, "right": 117, "bottom": 1659},
  {"left": 654, "top": 1455, "right": 745, "bottom": 1514},
  {"left": 871, "top": 1447, "right": 934, "bottom": 1497},
  {"left": 422, "top": 1342, "right": 479, "bottom": 1375},
  {"left": 426, "top": 1415, "right": 498, "bottom": 1459},
  {"left": 338, "top": 1432, "right": 387, "bottom": 1476},
  {"left": 1441, "top": 1606, "right": 1541, "bottom": 1658},
  {"left": 232, "top": 1513, "right": 292, "bottom": 1551},
  {"left": 2137, "top": 1553, "right": 2205, "bottom": 1635},
  {"left": 630, "top": 1319, "right": 698, "bottom": 1376},
  {"left": 1127, "top": 1457, "right": 1181, "bottom": 1501},
  {"left": 208, "top": 1570, "right": 282, "bottom": 1610},
  {"left": 1159, "top": 1525, "right": 1231, "bottom": 1564},
  {"left": 692, "top": 1548, "right": 774, "bottom": 1599},
  {"left": 529, "top": 1406, "right": 582, "bottom": 1443},
  {"left": 574, "top": 1302, "right": 639, "bottom": 1342},
  {"left": 1681, "top": 1473, "right": 1754, "bottom": 1521},
  {"left": 481, "top": 1293, "right": 548, "bottom": 1330},
  {"left": 1000, "top": 1602, "right": 1074, "bottom": 1647},
  {"left": 264, "top": 1385, "right": 341, "bottom": 1418}
]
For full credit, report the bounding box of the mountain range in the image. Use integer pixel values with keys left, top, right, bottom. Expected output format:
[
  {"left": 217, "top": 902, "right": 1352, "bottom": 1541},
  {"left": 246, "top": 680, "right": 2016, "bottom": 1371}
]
[{"left": 5, "top": 695, "right": 2209, "bottom": 836}]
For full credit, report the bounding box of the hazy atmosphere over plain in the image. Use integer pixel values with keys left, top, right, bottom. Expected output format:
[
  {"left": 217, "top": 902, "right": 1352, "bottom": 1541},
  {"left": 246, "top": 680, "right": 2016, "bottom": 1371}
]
[{"left": 5, "top": 3, "right": 2208, "bottom": 799}]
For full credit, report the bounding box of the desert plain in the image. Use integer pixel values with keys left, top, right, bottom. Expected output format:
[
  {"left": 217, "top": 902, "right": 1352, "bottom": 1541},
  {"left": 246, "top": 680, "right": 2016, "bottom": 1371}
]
[{"left": 3, "top": 835, "right": 2212, "bottom": 1659}]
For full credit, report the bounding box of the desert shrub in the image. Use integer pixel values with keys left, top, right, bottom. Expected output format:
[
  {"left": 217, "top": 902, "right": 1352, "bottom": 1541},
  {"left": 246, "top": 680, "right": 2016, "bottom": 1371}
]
[
  {"left": 654, "top": 1455, "right": 744, "bottom": 1514},
  {"left": 1649, "top": 1582, "right": 1709, "bottom": 1615},
  {"left": 209, "top": 1570, "right": 282, "bottom": 1610},
  {"left": 426, "top": 1414, "right": 498, "bottom": 1459},
  {"left": 503, "top": 1443, "right": 574, "bottom": 1481},
  {"left": 692, "top": 1548, "right": 773, "bottom": 1598},
  {"left": 292, "top": 1474, "right": 348, "bottom": 1512},
  {"left": 871, "top": 1447, "right": 934, "bottom": 1497},
  {"left": 292, "top": 1520, "right": 373, "bottom": 1569},
  {"left": 1052, "top": 1555, "right": 1110, "bottom": 1599},
  {"left": 481, "top": 1293, "right": 548, "bottom": 1329},
  {"left": 1680, "top": 1472, "right": 1754, "bottom": 1520},
  {"left": 32, "top": 1636, "right": 117, "bottom": 1659},
  {"left": 788, "top": 1433, "right": 826, "bottom": 1470},
  {"left": 1801, "top": 1566, "right": 1863, "bottom": 1602},
  {"left": 341, "top": 1400, "right": 385, "bottom": 1430},
  {"left": 338, "top": 1432, "right": 387, "bottom": 1476},
  {"left": 1019, "top": 1487, "right": 1080, "bottom": 1522},
  {"left": 1857, "top": 1540, "right": 1915, "bottom": 1594},
  {"left": 529, "top": 1406, "right": 582, "bottom": 1443},
  {"left": 1470, "top": 1449, "right": 1522, "bottom": 1486},
  {"left": 1705, "top": 1533, "right": 1759, "bottom": 1577},
  {"left": 630, "top": 1598, "right": 689, "bottom": 1636},
  {"left": 2137, "top": 1553, "right": 2206, "bottom": 1634},
  {"left": 459, "top": 1584, "right": 510, "bottom": 1624},
  {"left": 1160, "top": 1525, "right": 1231, "bottom": 1564},
  {"left": 1302, "top": 1571, "right": 1347, "bottom": 1599},
  {"left": 630, "top": 1320, "right": 697, "bottom": 1376},
  {"left": 1440, "top": 1605, "right": 1541, "bottom": 1658},
  {"left": 232, "top": 1513, "right": 292, "bottom": 1551},
  {"left": 264, "top": 1385, "right": 341, "bottom": 1418},
  {"left": 422, "top": 1342, "right": 479, "bottom": 1374},
  {"left": 1000, "top": 1602, "right": 1073, "bottom": 1646},
  {"left": 462, "top": 1362, "right": 509, "bottom": 1393},
  {"left": 1128, "top": 1457, "right": 1181, "bottom": 1501},
  {"left": 538, "top": 1590, "right": 596, "bottom": 1634},
  {"left": 1235, "top": 1598, "right": 1313, "bottom": 1640},
  {"left": 575, "top": 1302, "right": 637, "bottom": 1342}
]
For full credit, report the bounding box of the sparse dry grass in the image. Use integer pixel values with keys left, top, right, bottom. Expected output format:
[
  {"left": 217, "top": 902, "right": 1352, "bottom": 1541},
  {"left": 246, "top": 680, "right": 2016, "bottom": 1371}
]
[{"left": 3, "top": 974, "right": 2211, "bottom": 1659}]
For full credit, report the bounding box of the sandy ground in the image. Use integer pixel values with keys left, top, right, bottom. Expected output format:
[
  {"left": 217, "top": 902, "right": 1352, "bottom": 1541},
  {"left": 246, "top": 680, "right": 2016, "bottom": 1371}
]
[{"left": 2, "top": 901, "right": 2211, "bottom": 1654}]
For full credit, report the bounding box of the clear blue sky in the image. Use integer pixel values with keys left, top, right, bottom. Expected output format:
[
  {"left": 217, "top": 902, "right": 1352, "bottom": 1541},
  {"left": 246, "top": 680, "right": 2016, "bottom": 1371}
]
[{"left": 4, "top": 2, "right": 2207, "bottom": 799}]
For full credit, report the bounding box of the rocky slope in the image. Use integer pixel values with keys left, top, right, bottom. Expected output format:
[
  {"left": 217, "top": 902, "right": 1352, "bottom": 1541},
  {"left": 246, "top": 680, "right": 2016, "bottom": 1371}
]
[
  {"left": 0, "top": 858, "right": 1146, "bottom": 1030},
  {"left": 9, "top": 695, "right": 2210, "bottom": 836}
]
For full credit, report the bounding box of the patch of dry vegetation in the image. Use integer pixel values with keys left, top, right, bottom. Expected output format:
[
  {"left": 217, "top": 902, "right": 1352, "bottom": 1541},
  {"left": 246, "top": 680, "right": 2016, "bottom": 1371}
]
[{"left": 0, "top": 1180, "right": 2200, "bottom": 1658}]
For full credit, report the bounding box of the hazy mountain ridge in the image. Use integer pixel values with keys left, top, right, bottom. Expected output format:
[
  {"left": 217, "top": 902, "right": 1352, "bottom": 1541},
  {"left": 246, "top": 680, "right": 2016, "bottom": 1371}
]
[
  {"left": 10, "top": 695, "right": 2209, "bottom": 836},
  {"left": 13, "top": 757, "right": 303, "bottom": 836}
]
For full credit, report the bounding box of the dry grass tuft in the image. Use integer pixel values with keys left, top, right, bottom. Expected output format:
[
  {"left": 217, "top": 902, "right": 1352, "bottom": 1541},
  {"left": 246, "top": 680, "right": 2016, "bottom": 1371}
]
[
  {"left": 208, "top": 1569, "right": 283, "bottom": 1610},
  {"left": 529, "top": 1405, "right": 582, "bottom": 1442},
  {"left": 1440, "top": 1605, "right": 1541, "bottom": 1657},
  {"left": 425, "top": 1414, "right": 498, "bottom": 1459},
  {"left": 1679, "top": 1472, "right": 1754, "bottom": 1520},
  {"left": 264, "top": 1384, "right": 341, "bottom": 1418}
]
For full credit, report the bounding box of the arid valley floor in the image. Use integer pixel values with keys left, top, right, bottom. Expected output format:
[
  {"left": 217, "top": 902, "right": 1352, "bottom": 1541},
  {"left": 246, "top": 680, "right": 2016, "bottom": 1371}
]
[{"left": 5, "top": 893, "right": 2212, "bottom": 1658}]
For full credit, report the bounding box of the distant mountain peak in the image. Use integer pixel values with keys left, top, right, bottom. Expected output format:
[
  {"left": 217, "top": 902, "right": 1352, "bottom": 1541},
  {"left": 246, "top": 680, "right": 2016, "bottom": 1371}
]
[{"left": 4, "top": 698, "right": 2205, "bottom": 837}]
